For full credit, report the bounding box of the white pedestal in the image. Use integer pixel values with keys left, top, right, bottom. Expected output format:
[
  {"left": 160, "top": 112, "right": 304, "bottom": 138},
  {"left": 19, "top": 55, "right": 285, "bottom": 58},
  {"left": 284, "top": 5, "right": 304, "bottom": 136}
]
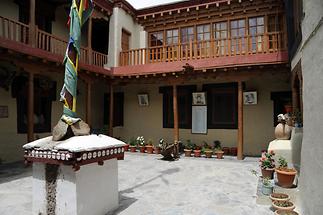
[
  {"left": 268, "top": 139, "right": 292, "bottom": 167},
  {"left": 32, "top": 159, "right": 119, "bottom": 215}
]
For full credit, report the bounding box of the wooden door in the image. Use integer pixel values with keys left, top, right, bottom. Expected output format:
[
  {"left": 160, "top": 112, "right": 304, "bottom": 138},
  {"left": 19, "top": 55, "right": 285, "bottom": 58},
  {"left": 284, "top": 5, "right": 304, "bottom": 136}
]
[{"left": 121, "top": 30, "right": 130, "bottom": 65}]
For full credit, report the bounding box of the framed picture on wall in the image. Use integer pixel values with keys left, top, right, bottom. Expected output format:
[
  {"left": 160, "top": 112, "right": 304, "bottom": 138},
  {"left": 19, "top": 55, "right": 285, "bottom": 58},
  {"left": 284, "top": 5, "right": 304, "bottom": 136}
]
[
  {"left": 138, "top": 94, "right": 149, "bottom": 106},
  {"left": 243, "top": 91, "right": 258, "bottom": 105},
  {"left": 192, "top": 92, "right": 206, "bottom": 105}
]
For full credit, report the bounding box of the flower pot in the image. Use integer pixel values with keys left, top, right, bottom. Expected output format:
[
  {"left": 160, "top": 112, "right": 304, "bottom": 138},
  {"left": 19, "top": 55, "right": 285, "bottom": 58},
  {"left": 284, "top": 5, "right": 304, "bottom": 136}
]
[
  {"left": 261, "top": 168, "right": 274, "bottom": 179},
  {"left": 184, "top": 149, "right": 192, "bottom": 157},
  {"left": 275, "top": 209, "right": 299, "bottom": 215},
  {"left": 272, "top": 200, "right": 295, "bottom": 211},
  {"left": 230, "top": 147, "right": 237, "bottom": 156},
  {"left": 146, "top": 145, "right": 154, "bottom": 154},
  {"left": 276, "top": 168, "right": 297, "bottom": 188},
  {"left": 129, "top": 146, "right": 137, "bottom": 153},
  {"left": 270, "top": 193, "right": 290, "bottom": 202},
  {"left": 215, "top": 151, "right": 224, "bottom": 159},
  {"left": 139, "top": 146, "right": 146, "bottom": 153},
  {"left": 204, "top": 150, "right": 213, "bottom": 158},
  {"left": 193, "top": 150, "right": 201, "bottom": 157},
  {"left": 124, "top": 144, "right": 129, "bottom": 151},
  {"left": 154, "top": 147, "right": 161, "bottom": 154},
  {"left": 275, "top": 123, "right": 292, "bottom": 140},
  {"left": 262, "top": 184, "right": 274, "bottom": 195},
  {"left": 222, "top": 147, "right": 230, "bottom": 155}
]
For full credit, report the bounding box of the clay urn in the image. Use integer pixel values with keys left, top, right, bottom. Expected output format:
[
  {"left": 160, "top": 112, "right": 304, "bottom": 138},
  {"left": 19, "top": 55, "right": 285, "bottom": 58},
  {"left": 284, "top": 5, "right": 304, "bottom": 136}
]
[{"left": 275, "top": 123, "right": 292, "bottom": 140}]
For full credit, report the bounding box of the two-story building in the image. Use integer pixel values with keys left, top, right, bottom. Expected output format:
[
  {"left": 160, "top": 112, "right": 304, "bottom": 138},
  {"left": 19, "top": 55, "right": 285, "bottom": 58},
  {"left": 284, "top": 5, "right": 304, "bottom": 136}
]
[{"left": 0, "top": 0, "right": 291, "bottom": 163}]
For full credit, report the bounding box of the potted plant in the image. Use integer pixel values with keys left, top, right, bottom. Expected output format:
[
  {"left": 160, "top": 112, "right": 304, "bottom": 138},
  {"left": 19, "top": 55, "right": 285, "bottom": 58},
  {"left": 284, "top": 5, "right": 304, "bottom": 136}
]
[
  {"left": 230, "top": 147, "right": 237, "bottom": 156},
  {"left": 184, "top": 140, "right": 193, "bottom": 157},
  {"left": 154, "top": 139, "right": 163, "bottom": 154},
  {"left": 222, "top": 147, "right": 230, "bottom": 155},
  {"left": 137, "top": 136, "right": 146, "bottom": 153},
  {"left": 259, "top": 150, "right": 275, "bottom": 179},
  {"left": 193, "top": 144, "right": 201, "bottom": 157},
  {"left": 275, "top": 210, "right": 299, "bottom": 215},
  {"left": 202, "top": 142, "right": 213, "bottom": 158},
  {"left": 262, "top": 177, "right": 274, "bottom": 195},
  {"left": 270, "top": 193, "right": 290, "bottom": 202},
  {"left": 272, "top": 200, "right": 295, "bottom": 211},
  {"left": 129, "top": 137, "right": 137, "bottom": 153},
  {"left": 146, "top": 139, "right": 154, "bottom": 154},
  {"left": 214, "top": 141, "right": 224, "bottom": 159},
  {"left": 276, "top": 157, "right": 297, "bottom": 188}
]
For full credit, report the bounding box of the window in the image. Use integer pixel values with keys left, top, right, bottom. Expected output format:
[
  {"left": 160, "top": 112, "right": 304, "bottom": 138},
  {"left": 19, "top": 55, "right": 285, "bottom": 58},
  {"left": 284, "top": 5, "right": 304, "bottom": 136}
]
[
  {"left": 103, "top": 92, "right": 124, "bottom": 127},
  {"left": 197, "top": 24, "right": 211, "bottom": 56},
  {"left": 214, "top": 21, "right": 228, "bottom": 55},
  {"left": 159, "top": 85, "right": 196, "bottom": 129},
  {"left": 150, "top": 31, "right": 164, "bottom": 47},
  {"left": 181, "top": 27, "right": 194, "bottom": 58},
  {"left": 203, "top": 83, "right": 238, "bottom": 129},
  {"left": 166, "top": 29, "right": 179, "bottom": 60},
  {"left": 249, "top": 16, "right": 264, "bottom": 52},
  {"left": 268, "top": 15, "right": 284, "bottom": 50},
  {"left": 230, "top": 19, "right": 246, "bottom": 54}
]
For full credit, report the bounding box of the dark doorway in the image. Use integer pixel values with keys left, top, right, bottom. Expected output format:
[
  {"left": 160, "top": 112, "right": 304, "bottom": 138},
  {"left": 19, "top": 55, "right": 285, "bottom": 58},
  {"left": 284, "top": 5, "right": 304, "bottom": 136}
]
[{"left": 92, "top": 18, "right": 109, "bottom": 55}]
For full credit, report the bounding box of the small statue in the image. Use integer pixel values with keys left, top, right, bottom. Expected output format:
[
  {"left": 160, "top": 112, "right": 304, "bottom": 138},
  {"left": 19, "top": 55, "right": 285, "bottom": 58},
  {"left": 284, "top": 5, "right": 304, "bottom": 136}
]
[
  {"left": 159, "top": 139, "right": 179, "bottom": 161},
  {"left": 275, "top": 114, "right": 292, "bottom": 140}
]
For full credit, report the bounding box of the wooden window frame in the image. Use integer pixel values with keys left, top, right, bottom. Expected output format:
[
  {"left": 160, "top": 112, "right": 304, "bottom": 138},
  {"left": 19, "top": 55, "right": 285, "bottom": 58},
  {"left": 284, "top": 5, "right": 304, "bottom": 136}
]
[{"left": 103, "top": 92, "right": 124, "bottom": 127}]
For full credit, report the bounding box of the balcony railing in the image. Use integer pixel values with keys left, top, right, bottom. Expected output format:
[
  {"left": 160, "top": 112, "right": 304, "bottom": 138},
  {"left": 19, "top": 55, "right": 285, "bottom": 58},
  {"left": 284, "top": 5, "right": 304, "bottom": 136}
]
[
  {"left": 0, "top": 16, "right": 108, "bottom": 68},
  {"left": 119, "top": 32, "right": 287, "bottom": 66}
]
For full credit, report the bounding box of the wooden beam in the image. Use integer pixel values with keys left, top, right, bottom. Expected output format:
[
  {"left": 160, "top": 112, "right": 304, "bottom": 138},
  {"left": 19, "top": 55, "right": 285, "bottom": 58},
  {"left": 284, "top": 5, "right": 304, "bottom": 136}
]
[
  {"left": 86, "top": 82, "right": 92, "bottom": 126},
  {"left": 88, "top": 17, "right": 93, "bottom": 65},
  {"left": 237, "top": 81, "right": 244, "bottom": 160},
  {"left": 109, "top": 84, "right": 114, "bottom": 137},
  {"left": 173, "top": 84, "right": 179, "bottom": 142},
  {"left": 27, "top": 72, "right": 34, "bottom": 142},
  {"left": 29, "top": 0, "right": 36, "bottom": 47}
]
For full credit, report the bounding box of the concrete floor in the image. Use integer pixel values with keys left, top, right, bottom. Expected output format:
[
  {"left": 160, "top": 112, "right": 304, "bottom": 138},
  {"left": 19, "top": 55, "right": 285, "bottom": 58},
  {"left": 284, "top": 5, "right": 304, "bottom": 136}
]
[{"left": 0, "top": 153, "right": 275, "bottom": 215}]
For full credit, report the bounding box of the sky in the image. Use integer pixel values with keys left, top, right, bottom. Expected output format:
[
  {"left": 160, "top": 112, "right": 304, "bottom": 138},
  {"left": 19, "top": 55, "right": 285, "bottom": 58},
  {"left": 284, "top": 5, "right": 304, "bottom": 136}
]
[{"left": 126, "top": 0, "right": 187, "bottom": 9}]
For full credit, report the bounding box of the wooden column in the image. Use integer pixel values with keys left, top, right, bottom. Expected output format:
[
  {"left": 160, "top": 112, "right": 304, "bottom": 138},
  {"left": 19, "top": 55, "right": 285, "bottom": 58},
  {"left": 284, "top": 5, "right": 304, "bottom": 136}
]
[
  {"left": 29, "top": 0, "right": 36, "bottom": 47},
  {"left": 109, "top": 84, "right": 114, "bottom": 137},
  {"left": 87, "top": 17, "right": 93, "bottom": 65},
  {"left": 27, "top": 72, "right": 34, "bottom": 142},
  {"left": 237, "top": 81, "right": 244, "bottom": 160},
  {"left": 86, "top": 82, "right": 92, "bottom": 126},
  {"left": 173, "top": 84, "right": 179, "bottom": 142}
]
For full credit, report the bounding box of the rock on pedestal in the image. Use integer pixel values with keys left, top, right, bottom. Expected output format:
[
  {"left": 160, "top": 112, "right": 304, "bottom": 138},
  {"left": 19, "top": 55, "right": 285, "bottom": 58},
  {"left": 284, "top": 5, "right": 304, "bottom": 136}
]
[{"left": 23, "top": 134, "right": 125, "bottom": 215}]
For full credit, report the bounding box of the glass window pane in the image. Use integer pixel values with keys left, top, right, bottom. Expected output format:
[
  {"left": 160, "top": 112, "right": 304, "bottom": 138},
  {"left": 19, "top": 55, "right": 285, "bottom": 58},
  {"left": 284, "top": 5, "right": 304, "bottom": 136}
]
[
  {"left": 250, "top": 27, "right": 256, "bottom": 35},
  {"left": 239, "top": 28, "right": 245, "bottom": 36},
  {"left": 173, "top": 30, "right": 178, "bottom": 36},
  {"left": 239, "top": 20, "right": 245, "bottom": 27},
  {"left": 188, "top": 27, "right": 194, "bottom": 34},
  {"left": 167, "top": 30, "right": 172, "bottom": 37},
  {"left": 197, "top": 26, "right": 203, "bottom": 33},
  {"left": 257, "top": 26, "right": 264, "bottom": 34},
  {"left": 221, "top": 22, "right": 227, "bottom": 30},
  {"left": 231, "top": 29, "right": 237, "bottom": 37},
  {"left": 205, "top": 25, "right": 210, "bottom": 32},
  {"left": 249, "top": 18, "right": 256, "bottom": 27},
  {"left": 257, "top": 17, "right": 264, "bottom": 25},
  {"left": 205, "top": 33, "right": 210, "bottom": 40},
  {"left": 231, "top": 21, "right": 237, "bottom": 28}
]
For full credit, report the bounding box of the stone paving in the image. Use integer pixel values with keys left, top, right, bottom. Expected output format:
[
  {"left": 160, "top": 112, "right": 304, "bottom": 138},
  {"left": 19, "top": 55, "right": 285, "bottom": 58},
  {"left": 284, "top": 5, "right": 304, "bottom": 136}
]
[{"left": 0, "top": 153, "right": 276, "bottom": 215}]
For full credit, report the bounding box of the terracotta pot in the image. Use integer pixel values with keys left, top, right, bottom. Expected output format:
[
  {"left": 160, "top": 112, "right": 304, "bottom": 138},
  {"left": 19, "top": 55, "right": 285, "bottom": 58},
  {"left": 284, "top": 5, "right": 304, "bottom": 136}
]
[
  {"left": 193, "top": 150, "right": 201, "bottom": 157},
  {"left": 275, "top": 123, "right": 292, "bottom": 140},
  {"left": 184, "top": 149, "right": 192, "bottom": 157},
  {"left": 215, "top": 151, "right": 224, "bottom": 159},
  {"left": 129, "top": 146, "right": 137, "bottom": 153},
  {"left": 139, "top": 146, "right": 146, "bottom": 153},
  {"left": 154, "top": 147, "right": 161, "bottom": 154},
  {"left": 261, "top": 168, "right": 274, "bottom": 179},
  {"left": 204, "top": 150, "right": 213, "bottom": 158},
  {"left": 146, "top": 145, "right": 154, "bottom": 154},
  {"left": 275, "top": 209, "right": 299, "bottom": 215},
  {"left": 230, "top": 147, "right": 237, "bottom": 156},
  {"left": 276, "top": 168, "right": 297, "bottom": 188},
  {"left": 222, "top": 147, "right": 230, "bottom": 155},
  {"left": 272, "top": 200, "right": 295, "bottom": 211},
  {"left": 270, "top": 193, "right": 290, "bottom": 202},
  {"left": 124, "top": 144, "right": 129, "bottom": 151}
]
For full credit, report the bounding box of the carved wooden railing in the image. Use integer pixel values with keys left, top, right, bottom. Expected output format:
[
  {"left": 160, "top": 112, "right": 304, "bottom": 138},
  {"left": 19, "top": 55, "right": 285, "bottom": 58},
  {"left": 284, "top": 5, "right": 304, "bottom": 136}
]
[
  {"left": 119, "top": 32, "right": 287, "bottom": 66},
  {"left": 0, "top": 16, "right": 108, "bottom": 68}
]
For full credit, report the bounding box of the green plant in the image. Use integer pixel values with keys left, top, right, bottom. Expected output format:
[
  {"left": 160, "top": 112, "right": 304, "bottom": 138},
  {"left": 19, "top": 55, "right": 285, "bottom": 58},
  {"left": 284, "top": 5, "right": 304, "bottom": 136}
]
[
  {"left": 146, "top": 139, "right": 153, "bottom": 146},
  {"left": 185, "top": 140, "right": 194, "bottom": 150},
  {"left": 278, "top": 157, "right": 288, "bottom": 169},
  {"left": 262, "top": 177, "right": 271, "bottom": 186},
  {"left": 201, "top": 141, "right": 212, "bottom": 153},
  {"left": 136, "top": 136, "right": 145, "bottom": 146},
  {"left": 259, "top": 151, "right": 275, "bottom": 169},
  {"left": 213, "top": 140, "right": 222, "bottom": 150},
  {"left": 128, "top": 137, "right": 137, "bottom": 146},
  {"left": 273, "top": 201, "right": 293, "bottom": 207}
]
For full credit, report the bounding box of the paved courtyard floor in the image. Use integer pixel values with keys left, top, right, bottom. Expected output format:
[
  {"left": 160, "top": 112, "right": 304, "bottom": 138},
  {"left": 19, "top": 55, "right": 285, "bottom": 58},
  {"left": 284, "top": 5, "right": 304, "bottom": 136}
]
[{"left": 0, "top": 153, "right": 277, "bottom": 215}]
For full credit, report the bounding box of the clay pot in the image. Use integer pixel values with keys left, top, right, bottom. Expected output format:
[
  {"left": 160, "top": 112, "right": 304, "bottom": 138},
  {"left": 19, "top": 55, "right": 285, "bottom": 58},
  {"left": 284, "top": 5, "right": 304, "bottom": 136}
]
[
  {"left": 124, "top": 144, "right": 129, "bottom": 151},
  {"left": 146, "top": 146, "right": 154, "bottom": 154},
  {"left": 276, "top": 168, "right": 297, "bottom": 188},
  {"left": 184, "top": 149, "right": 192, "bottom": 157},
  {"left": 275, "top": 209, "right": 299, "bottom": 215},
  {"left": 261, "top": 168, "right": 274, "bottom": 179},
  {"left": 215, "top": 151, "right": 224, "bottom": 159},
  {"left": 222, "top": 147, "right": 230, "bottom": 155},
  {"left": 262, "top": 184, "right": 273, "bottom": 195},
  {"left": 129, "top": 146, "right": 137, "bottom": 153},
  {"left": 204, "top": 150, "right": 213, "bottom": 158},
  {"left": 275, "top": 123, "right": 292, "bottom": 140},
  {"left": 270, "top": 193, "right": 290, "bottom": 202},
  {"left": 154, "top": 147, "right": 161, "bottom": 154},
  {"left": 193, "top": 150, "right": 201, "bottom": 157},
  {"left": 272, "top": 200, "right": 295, "bottom": 211},
  {"left": 139, "top": 146, "right": 146, "bottom": 153},
  {"left": 230, "top": 147, "right": 237, "bottom": 156}
]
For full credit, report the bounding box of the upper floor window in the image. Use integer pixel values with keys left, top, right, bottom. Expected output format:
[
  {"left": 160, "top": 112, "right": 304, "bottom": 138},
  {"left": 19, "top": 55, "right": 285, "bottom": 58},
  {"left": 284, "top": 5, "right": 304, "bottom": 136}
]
[
  {"left": 249, "top": 17, "right": 264, "bottom": 51},
  {"left": 166, "top": 29, "right": 179, "bottom": 45},
  {"left": 150, "top": 31, "right": 164, "bottom": 47},
  {"left": 197, "top": 24, "right": 211, "bottom": 41},
  {"left": 214, "top": 22, "right": 228, "bottom": 55},
  {"left": 230, "top": 19, "right": 246, "bottom": 53},
  {"left": 181, "top": 27, "right": 194, "bottom": 44}
]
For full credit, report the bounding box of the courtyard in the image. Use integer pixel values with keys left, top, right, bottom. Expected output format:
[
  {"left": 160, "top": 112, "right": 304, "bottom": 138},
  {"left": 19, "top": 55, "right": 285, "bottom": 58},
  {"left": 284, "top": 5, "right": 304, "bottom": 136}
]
[{"left": 0, "top": 153, "right": 280, "bottom": 215}]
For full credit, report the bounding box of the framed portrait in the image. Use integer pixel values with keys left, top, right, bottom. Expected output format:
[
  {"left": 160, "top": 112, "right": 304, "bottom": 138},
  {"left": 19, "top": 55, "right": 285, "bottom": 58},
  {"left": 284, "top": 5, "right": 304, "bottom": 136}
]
[
  {"left": 0, "top": 106, "right": 8, "bottom": 118},
  {"left": 192, "top": 92, "right": 206, "bottom": 105},
  {"left": 138, "top": 94, "right": 149, "bottom": 106},
  {"left": 243, "top": 91, "right": 257, "bottom": 105}
]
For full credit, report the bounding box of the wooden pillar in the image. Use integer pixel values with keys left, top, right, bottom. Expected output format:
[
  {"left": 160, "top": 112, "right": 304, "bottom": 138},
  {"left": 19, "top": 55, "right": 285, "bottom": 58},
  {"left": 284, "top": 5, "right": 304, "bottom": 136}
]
[
  {"left": 27, "top": 72, "right": 34, "bottom": 142},
  {"left": 87, "top": 17, "right": 93, "bottom": 65},
  {"left": 237, "top": 81, "right": 244, "bottom": 160},
  {"left": 173, "top": 84, "right": 179, "bottom": 142},
  {"left": 109, "top": 84, "right": 114, "bottom": 137},
  {"left": 29, "top": 0, "right": 36, "bottom": 47},
  {"left": 86, "top": 82, "right": 92, "bottom": 126}
]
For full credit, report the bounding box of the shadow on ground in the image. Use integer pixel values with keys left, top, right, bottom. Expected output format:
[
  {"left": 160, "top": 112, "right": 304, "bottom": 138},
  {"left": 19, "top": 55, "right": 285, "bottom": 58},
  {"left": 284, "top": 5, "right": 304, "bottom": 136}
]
[{"left": 0, "top": 161, "right": 31, "bottom": 184}]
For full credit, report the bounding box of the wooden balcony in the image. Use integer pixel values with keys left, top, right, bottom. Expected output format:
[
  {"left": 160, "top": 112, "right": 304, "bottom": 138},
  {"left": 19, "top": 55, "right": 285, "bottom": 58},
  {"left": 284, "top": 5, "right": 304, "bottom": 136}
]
[
  {"left": 0, "top": 16, "right": 108, "bottom": 68},
  {"left": 119, "top": 32, "right": 287, "bottom": 67}
]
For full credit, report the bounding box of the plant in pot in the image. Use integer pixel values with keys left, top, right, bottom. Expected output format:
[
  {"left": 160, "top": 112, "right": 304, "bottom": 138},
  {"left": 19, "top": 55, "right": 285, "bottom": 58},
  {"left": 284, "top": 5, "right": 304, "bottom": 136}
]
[
  {"left": 193, "top": 144, "right": 202, "bottom": 157},
  {"left": 251, "top": 170, "right": 274, "bottom": 196},
  {"left": 146, "top": 139, "right": 154, "bottom": 154},
  {"left": 222, "top": 147, "right": 230, "bottom": 155},
  {"left": 214, "top": 140, "right": 224, "bottom": 159},
  {"left": 259, "top": 150, "right": 275, "bottom": 179},
  {"left": 153, "top": 139, "right": 163, "bottom": 154},
  {"left": 270, "top": 193, "right": 290, "bottom": 202},
  {"left": 129, "top": 137, "right": 137, "bottom": 153},
  {"left": 202, "top": 142, "right": 213, "bottom": 158},
  {"left": 272, "top": 200, "right": 295, "bottom": 212},
  {"left": 137, "top": 136, "right": 146, "bottom": 153},
  {"left": 274, "top": 210, "right": 299, "bottom": 215},
  {"left": 276, "top": 157, "right": 297, "bottom": 188},
  {"left": 184, "top": 140, "right": 193, "bottom": 157}
]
